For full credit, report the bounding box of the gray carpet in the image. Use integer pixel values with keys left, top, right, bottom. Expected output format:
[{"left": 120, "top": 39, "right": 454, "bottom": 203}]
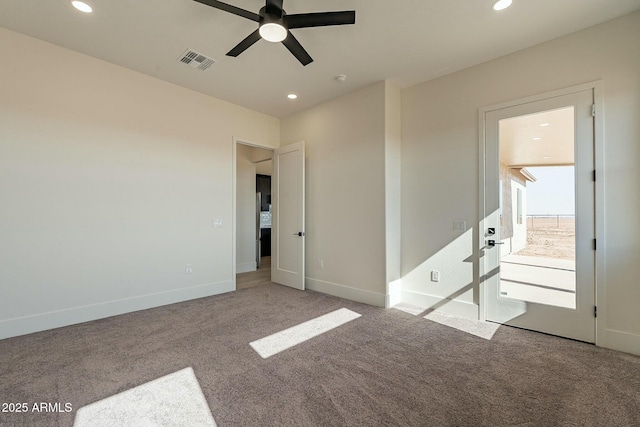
[{"left": 1, "top": 283, "right": 639, "bottom": 427}]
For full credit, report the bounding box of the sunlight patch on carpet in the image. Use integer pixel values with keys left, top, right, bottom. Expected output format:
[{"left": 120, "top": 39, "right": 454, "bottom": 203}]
[
  {"left": 424, "top": 311, "right": 500, "bottom": 340},
  {"left": 392, "top": 303, "right": 426, "bottom": 316},
  {"left": 73, "top": 367, "right": 216, "bottom": 427},
  {"left": 393, "top": 303, "right": 500, "bottom": 340},
  {"left": 250, "top": 308, "right": 361, "bottom": 358}
]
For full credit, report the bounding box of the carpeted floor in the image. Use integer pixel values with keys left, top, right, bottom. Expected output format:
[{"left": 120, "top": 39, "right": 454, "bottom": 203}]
[{"left": 1, "top": 283, "right": 639, "bottom": 427}]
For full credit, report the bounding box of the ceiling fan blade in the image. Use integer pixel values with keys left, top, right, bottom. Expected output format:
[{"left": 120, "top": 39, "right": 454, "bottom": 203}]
[
  {"left": 284, "top": 11, "right": 355, "bottom": 29},
  {"left": 282, "top": 32, "right": 313, "bottom": 66},
  {"left": 227, "top": 30, "right": 262, "bottom": 57},
  {"left": 192, "top": 0, "right": 260, "bottom": 21}
]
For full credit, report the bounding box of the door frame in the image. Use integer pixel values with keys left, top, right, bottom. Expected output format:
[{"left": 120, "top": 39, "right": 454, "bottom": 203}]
[
  {"left": 478, "top": 81, "right": 606, "bottom": 346},
  {"left": 232, "top": 137, "right": 275, "bottom": 289}
]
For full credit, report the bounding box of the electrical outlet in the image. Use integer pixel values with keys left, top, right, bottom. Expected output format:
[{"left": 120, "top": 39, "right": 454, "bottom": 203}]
[
  {"left": 212, "top": 219, "right": 223, "bottom": 228},
  {"left": 185, "top": 264, "right": 193, "bottom": 274},
  {"left": 431, "top": 271, "right": 440, "bottom": 282}
]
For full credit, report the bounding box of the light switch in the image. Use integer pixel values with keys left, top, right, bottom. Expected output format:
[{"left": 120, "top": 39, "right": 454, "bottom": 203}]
[{"left": 453, "top": 220, "right": 467, "bottom": 232}]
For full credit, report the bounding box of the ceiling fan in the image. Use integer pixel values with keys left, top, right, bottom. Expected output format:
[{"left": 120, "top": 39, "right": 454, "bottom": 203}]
[{"left": 193, "top": 0, "right": 356, "bottom": 66}]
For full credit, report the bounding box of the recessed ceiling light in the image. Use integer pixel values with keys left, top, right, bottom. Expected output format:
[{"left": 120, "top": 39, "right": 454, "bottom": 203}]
[
  {"left": 287, "top": 94, "right": 298, "bottom": 100},
  {"left": 493, "top": 0, "right": 512, "bottom": 11},
  {"left": 540, "top": 123, "right": 550, "bottom": 127},
  {"left": 71, "top": 1, "right": 93, "bottom": 13},
  {"left": 532, "top": 137, "right": 542, "bottom": 141},
  {"left": 543, "top": 156, "right": 551, "bottom": 159}
]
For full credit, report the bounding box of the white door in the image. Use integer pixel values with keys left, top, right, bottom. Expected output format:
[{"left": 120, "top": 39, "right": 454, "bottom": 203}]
[
  {"left": 271, "top": 141, "right": 305, "bottom": 290},
  {"left": 482, "top": 89, "right": 595, "bottom": 343}
]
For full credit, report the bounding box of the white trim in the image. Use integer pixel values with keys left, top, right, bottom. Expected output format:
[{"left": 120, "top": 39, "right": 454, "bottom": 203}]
[
  {"left": 232, "top": 138, "right": 237, "bottom": 289},
  {"left": 306, "top": 277, "right": 386, "bottom": 307},
  {"left": 0, "top": 280, "right": 234, "bottom": 340},
  {"left": 478, "top": 81, "right": 606, "bottom": 344},
  {"left": 478, "top": 104, "right": 488, "bottom": 321},
  {"left": 592, "top": 83, "right": 607, "bottom": 349},
  {"left": 386, "top": 278, "right": 403, "bottom": 308},
  {"left": 602, "top": 329, "right": 640, "bottom": 356},
  {"left": 236, "top": 262, "right": 257, "bottom": 274},
  {"left": 479, "top": 81, "right": 603, "bottom": 114},
  {"left": 401, "top": 290, "right": 479, "bottom": 319}
]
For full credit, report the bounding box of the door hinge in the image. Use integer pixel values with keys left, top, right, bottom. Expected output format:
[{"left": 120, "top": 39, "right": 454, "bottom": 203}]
[
  {"left": 593, "top": 239, "right": 597, "bottom": 250},
  {"left": 592, "top": 170, "right": 596, "bottom": 182},
  {"left": 594, "top": 306, "right": 597, "bottom": 318},
  {"left": 591, "top": 104, "right": 596, "bottom": 117}
]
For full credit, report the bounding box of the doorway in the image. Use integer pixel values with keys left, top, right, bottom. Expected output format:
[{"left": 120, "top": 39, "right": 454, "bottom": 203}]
[
  {"left": 233, "top": 139, "right": 306, "bottom": 291},
  {"left": 235, "top": 143, "right": 273, "bottom": 289},
  {"left": 481, "top": 87, "right": 598, "bottom": 343}
]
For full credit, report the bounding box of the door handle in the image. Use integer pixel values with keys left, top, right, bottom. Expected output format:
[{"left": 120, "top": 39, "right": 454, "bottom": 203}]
[
  {"left": 487, "top": 240, "right": 504, "bottom": 247},
  {"left": 293, "top": 232, "right": 305, "bottom": 237}
]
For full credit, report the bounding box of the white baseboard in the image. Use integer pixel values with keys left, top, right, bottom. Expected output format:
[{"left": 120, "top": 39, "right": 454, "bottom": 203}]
[
  {"left": 306, "top": 277, "right": 386, "bottom": 307},
  {"left": 400, "top": 289, "right": 479, "bottom": 319},
  {"left": 0, "top": 280, "right": 234, "bottom": 341},
  {"left": 601, "top": 328, "right": 640, "bottom": 356},
  {"left": 236, "top": 262, "right": 257, "bottom": 274},
  {"left": 386, "top": 279, "right": 403, "bottom": 308}
]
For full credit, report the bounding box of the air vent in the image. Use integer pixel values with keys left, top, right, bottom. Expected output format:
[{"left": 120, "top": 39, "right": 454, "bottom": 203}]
[{"left": 177, "top": 49, "right": 215, "bottom": 71}]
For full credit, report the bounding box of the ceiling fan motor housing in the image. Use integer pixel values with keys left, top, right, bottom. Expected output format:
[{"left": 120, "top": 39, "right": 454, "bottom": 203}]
[
  {"left": 258, "top": 5, "right": 287, "bottom": 42},
  {"left": 259, "top": 5, "right": 285, "bottom": 26}
]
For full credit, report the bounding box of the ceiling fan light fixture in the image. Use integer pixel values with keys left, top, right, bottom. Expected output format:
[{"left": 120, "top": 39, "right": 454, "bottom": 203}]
[{"left": 259, "top": 23, "right": 287, "bottom": 42}]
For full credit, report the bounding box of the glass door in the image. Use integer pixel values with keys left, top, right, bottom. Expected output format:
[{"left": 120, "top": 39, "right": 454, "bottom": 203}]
[{"left": 483, "top": 89, "right": 595, "bottom": 343}]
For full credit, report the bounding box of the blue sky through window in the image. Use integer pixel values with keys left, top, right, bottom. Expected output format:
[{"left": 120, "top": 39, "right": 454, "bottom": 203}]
[{"left": 525, "top": 166, "right": 575, "bottom": 215}]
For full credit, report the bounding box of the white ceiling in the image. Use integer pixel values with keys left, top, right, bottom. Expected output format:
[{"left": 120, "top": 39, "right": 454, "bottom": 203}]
[{"left": 1, "top": 0, "right": 640, "bottom": 117}]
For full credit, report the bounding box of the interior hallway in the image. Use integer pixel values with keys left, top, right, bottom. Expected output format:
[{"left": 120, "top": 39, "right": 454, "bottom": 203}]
[{"left": 236, "top": 256, "right": 271, "bottom": 290}]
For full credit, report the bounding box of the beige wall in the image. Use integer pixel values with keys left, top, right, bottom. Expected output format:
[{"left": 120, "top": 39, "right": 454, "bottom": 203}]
[
  {"left": 280, "top": 82, "right": 389, "bottom": 305},
  {"left": 255, "top": 160, "right": 273, "bottom": 176},
  {"left": 0, "top": 28, "right": 279, "bottom": 339},
  {"left": 401, "top": 11, "right": 640, "bottom": 353}
]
